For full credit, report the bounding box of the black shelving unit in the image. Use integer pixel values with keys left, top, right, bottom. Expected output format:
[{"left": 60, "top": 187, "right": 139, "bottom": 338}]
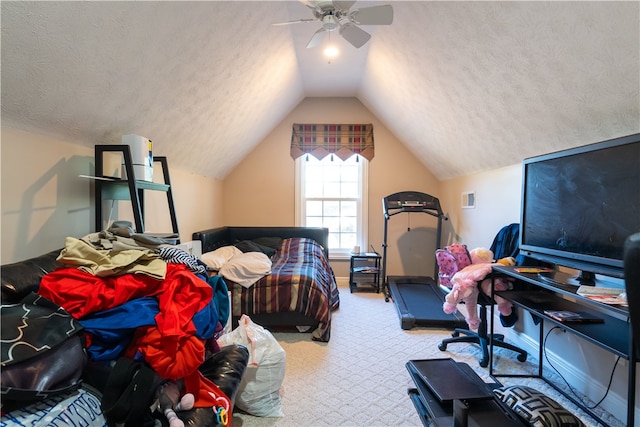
[
  {"left": 94, "top": 144, "right": 179, "bottom": 236},
  {"left": 349, "top": 252, "right": 381, "bottom": 293}
]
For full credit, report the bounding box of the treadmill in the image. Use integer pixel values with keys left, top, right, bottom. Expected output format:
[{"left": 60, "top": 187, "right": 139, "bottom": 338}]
[{"left": 382, "top": 191, "right": 466, "bottom": 330}]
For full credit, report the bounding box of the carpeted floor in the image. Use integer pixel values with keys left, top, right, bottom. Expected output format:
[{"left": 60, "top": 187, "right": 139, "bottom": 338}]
[{"left": 230, "top": 282, "right": 625, "bottom": 427}]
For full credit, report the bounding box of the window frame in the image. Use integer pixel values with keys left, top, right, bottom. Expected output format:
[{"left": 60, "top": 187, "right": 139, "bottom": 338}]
[{"left": 295, "top": 155, "right": 368, "bottom": 260}]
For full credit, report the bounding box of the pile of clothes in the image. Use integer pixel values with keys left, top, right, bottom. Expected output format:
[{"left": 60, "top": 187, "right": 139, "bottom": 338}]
[{"left": 25, "top": 222, "right": 237, "bottom": 425}]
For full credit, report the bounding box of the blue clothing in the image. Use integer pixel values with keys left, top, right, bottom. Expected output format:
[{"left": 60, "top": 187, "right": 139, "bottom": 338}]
[
  {"left": 207, "top": 275, "right": 230, "bottom": 327},
  {"left": 80, "top": 291, "right": 221, "bottom": 361},
  {"left": 80, "top": 297, "right": 158, "bottom": 360}
]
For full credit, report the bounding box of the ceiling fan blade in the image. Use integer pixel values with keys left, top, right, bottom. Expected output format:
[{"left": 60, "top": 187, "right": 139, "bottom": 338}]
[
  {"left": 339, "top": 23, "right": 371, "bottom": 48},
  {"left": 306, "top": 28, "right": 327, "bottom": 48},
  {"left": 298, "top": 0, "right": 318, "bottom": 9},
  {"left": 350, "top": 4, "right": 393, "bottom": 25},
  {"left": 332, "top": 0, "right": 356, "bottom": 10},
  {"left": 273, "top": 18, "right": 317, "bottom": 26}
]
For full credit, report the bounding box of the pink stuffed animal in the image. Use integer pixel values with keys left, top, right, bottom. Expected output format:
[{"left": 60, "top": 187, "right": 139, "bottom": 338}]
[
  {"left": 157, "top": 380, "right": 195, "bottom": 427},
  {"left": 442, "top": 248, "right": 515, "bottom": 330}
]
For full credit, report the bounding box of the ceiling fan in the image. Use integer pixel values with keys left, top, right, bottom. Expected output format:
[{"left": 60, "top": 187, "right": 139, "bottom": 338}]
[{"left": 274, "top": 0, "right": 393, "bottom": 49}]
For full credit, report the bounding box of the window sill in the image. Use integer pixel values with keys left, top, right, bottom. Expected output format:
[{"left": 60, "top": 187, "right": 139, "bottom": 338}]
[{"left": 329, "top": 252, "right": 352, "bottom": 261}]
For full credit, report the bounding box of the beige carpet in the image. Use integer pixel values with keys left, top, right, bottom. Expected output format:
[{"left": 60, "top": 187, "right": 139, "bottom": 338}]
[{"left": 231, "top": 283, "right": 624, "bottom": 427}]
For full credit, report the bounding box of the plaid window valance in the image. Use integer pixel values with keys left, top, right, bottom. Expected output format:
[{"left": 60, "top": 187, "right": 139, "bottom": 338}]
[{"left": 290, "top": 123, "right": 374, "bottom": 161}]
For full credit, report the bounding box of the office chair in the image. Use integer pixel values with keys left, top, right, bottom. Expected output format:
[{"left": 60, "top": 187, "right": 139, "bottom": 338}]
[{"left": 438, "top": 224, "right": 528, "bottom": 367}]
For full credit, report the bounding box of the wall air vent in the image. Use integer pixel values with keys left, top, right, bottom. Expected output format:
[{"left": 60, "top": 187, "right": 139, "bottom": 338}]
[{"left": 461, "top": 191, "right": 476, "bottom": 209}]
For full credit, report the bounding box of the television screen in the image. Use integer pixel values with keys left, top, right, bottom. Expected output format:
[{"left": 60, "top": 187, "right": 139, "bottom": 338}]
[{"left": 520, "top": 133, "right": 640, "bottom": 282}]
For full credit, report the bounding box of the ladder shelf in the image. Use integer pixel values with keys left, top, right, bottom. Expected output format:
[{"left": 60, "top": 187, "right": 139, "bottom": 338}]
[{"left": 94, "top": 144, "right": 179, "bottom": 237}]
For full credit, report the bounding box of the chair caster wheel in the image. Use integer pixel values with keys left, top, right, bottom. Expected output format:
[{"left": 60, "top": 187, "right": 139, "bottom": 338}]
[
  {"left": 517, "top": 354, "right": 527, "bottom": 362},
  {"left": 438, "top": 343, "right": 447, "bottom": 351},
  {"left": 479, "top": 359, "right": 489, "bottom": 368}
]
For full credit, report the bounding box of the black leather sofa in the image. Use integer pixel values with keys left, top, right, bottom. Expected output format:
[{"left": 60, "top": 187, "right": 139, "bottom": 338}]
[{"left": 1, "top": 250, "right": 249, "bottom": 426}]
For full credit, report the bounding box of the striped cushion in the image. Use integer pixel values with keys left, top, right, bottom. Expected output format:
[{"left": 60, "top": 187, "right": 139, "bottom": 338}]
[{"left": 494, "top": 385, "right": 585, "bottom": 427}]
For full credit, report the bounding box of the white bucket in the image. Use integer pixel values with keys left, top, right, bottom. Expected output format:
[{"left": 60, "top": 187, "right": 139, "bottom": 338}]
[{"left": 121, "top": 134, "right": 153, "bottom": 181}]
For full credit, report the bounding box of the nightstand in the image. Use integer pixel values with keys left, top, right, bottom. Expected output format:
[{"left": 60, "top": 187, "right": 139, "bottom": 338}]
[{"left": 349, "top": 252, "right": 381, "bottom": 293}]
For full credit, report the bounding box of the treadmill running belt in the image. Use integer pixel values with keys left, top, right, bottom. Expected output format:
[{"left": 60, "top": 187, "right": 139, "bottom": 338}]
[{"left": 388, "top": 276, "right": 466, "bottom": 330}]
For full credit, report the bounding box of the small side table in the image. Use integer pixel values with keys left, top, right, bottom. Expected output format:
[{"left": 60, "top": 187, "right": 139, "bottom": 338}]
[{"left": 349, "top": 252, "right": 381, "bottom": 293}]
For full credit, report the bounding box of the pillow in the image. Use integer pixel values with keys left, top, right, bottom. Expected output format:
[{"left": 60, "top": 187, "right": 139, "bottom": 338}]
[
  {"left": 251, "top": 237, "right": 282, "bottom": 251},
  {"left": 234, "top": 240, "right": 277, "bottom": 258},
  {"left": 494, "top": 385, "right": 585, "bottom": 427},
  {"left": 219, "top": 252, "right": 272, "bottom": 288},
  {"left": 201, "top": 246, "right": 243, "bottom": 270}
]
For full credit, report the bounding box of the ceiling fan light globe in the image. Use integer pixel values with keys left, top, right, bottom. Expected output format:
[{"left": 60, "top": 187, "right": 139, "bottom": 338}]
[{"left": 322, "top": 14, "right": 339, "bottom": 31}]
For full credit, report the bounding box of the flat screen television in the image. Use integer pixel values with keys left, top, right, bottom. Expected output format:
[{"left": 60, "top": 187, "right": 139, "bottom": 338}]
[{"left": 520, "top": 132, "right": 640, "bottom": 286}]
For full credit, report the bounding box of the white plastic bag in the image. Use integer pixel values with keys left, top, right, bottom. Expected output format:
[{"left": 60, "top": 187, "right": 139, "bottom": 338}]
[
  {"left": 223, "top": 291, "right": 233, "bottom": 335},
  {"left": 218, "top": 314, "right": 286, "bottom": 417}
]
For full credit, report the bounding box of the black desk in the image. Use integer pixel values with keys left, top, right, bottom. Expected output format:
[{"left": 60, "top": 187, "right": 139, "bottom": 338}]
[{"left": 490, "top": 265, "right": 636, "bottom": 427}]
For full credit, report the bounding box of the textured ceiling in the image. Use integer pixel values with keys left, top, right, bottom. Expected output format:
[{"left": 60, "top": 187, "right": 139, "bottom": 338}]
[{"left": 2, "top": 1, "right": 639, "bottom": 181}]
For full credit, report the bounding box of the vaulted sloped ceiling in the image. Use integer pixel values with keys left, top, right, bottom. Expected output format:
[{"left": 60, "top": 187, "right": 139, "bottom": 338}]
[{"left": 2, "top": 1, "right": 639, "bottom": 181}]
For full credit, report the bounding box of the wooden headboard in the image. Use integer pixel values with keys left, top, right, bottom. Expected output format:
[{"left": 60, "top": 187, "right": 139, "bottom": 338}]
[{"left": 192, "top": 226, "right": 330, "bottom": 258}]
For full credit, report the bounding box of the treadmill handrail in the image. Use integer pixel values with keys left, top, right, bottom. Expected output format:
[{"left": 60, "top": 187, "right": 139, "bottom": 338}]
[{"left": 385, "top": 208, "right": 445, "bottom": 219}]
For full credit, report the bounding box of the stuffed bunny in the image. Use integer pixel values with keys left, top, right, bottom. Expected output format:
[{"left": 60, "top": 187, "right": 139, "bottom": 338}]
[{"left": 442, "top": 247, "right": 516, "bottom": 329}]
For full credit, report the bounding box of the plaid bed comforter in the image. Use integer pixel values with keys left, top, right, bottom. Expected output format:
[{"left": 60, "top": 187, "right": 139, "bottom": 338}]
[{"left": 231, "top": 237, "right": 340, "bottom": 342}]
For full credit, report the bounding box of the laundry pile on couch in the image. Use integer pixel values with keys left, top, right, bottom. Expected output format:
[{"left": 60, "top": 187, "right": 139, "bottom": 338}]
[{"left": 1, "top": 223, "right": 250, "bottom": 426}]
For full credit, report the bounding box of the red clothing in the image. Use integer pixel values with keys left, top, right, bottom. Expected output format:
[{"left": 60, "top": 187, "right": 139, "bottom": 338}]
[
  {"left": 39, "top": 264, "right": 211, "bottom": 339},
  {"left": 127, "top": 326, "right": 231, "bottom": 414},
  {"left": 39, "top": 264, "right": 230, "bottom": 412},
  {"left": 39, "top": 267, "right": 161, "bottom": 316}
]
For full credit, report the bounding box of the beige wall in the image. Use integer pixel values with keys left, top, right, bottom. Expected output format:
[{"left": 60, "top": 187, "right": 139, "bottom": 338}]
[
  {"left": 1, "top": 128, "right": 93, "bottom": 262},
  {"left": 1, "top": 127, "right": 223, "bottom": 263},
  {"left": 439, "top": 163, "right": 522, "bottom": 250},
  {"left": 138, "top": 167, "right": 224, "bottom": 239},
  {"left": 221, "top": 97, "right": 442, "bottom": 278}
]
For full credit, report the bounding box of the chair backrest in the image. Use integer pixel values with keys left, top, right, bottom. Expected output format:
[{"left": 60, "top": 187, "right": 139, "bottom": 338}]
[
  {"left": 490, "top": 223, "right": 520, "bottom": 260},
  {"left": 624, "top": 232, "right": 640, "bottom": 358}
]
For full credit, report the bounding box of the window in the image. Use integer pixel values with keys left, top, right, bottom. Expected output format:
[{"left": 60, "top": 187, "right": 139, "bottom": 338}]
[{"left": 296, "top": 155, "right": 368, "bottom": 258}]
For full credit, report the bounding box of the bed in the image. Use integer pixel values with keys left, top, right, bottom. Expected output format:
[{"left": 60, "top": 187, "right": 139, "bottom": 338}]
[{"left": 192, "top": 226, "right": 340, "bottom": 342}]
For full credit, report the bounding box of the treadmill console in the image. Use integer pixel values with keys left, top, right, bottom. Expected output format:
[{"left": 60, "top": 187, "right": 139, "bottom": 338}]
[{"left": 383, "top": 191, "right": 443, "bottom": 217}]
